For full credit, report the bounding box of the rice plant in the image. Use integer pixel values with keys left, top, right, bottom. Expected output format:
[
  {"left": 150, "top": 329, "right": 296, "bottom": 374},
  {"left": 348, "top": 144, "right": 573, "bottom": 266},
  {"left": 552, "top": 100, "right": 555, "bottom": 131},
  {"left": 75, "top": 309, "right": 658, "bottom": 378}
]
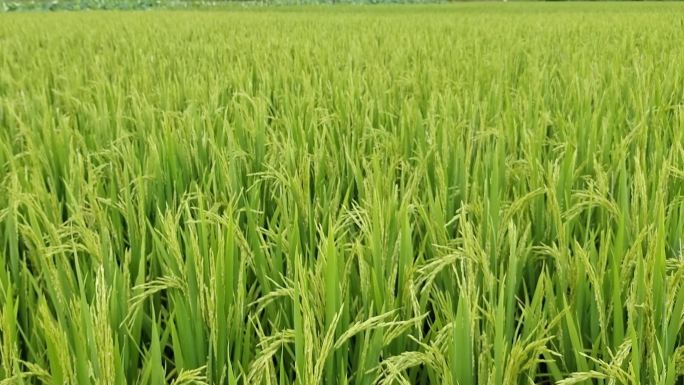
[{"left": 1, "top": 3, "right": 684, "bottom": 385}]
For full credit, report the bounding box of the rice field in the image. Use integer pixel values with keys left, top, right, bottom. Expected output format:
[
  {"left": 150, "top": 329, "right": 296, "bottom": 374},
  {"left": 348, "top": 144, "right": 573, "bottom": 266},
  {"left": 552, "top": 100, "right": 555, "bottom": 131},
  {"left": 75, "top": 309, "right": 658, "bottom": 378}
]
[{"left": 2, "top": 3, "right": 684, "bottom": 384}]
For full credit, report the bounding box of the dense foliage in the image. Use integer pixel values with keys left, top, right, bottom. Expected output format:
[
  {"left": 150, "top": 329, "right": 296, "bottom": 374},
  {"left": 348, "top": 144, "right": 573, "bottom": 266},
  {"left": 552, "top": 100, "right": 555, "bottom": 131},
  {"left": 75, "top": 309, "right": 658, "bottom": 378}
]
[
  {"left": 2, "top": 4, "right": 684, "bottom": 385},
  {"left": 0, "top": 0, "right": 440, "bottom": 12}
]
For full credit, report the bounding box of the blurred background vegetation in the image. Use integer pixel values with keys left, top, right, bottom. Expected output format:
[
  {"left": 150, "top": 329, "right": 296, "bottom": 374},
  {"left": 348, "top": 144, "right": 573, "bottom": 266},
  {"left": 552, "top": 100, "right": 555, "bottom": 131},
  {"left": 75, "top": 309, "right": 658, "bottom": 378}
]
[
  {"left": 4, "top": 0, "right": 669, "bottom": 12},
  {"left": 0, "top": 0, "right": 428, "bottom": 11}
]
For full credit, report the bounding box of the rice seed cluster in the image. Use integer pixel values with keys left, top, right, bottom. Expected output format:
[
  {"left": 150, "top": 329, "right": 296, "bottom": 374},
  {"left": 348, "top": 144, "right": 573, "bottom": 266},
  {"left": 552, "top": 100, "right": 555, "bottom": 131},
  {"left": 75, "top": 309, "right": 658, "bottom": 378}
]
[{"left": 1, "top": 4, "right": 684, "bottom": 385}]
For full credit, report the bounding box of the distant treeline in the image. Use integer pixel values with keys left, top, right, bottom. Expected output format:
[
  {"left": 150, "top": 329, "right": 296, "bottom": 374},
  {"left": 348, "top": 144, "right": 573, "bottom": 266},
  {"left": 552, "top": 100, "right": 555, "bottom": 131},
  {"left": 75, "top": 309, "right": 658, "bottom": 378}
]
[
  {"left": 1, "top": 0, "right": 178, "bottom": 11},
  {"left": 1, "top": 0, "right": 678, "bottom": 12}
]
